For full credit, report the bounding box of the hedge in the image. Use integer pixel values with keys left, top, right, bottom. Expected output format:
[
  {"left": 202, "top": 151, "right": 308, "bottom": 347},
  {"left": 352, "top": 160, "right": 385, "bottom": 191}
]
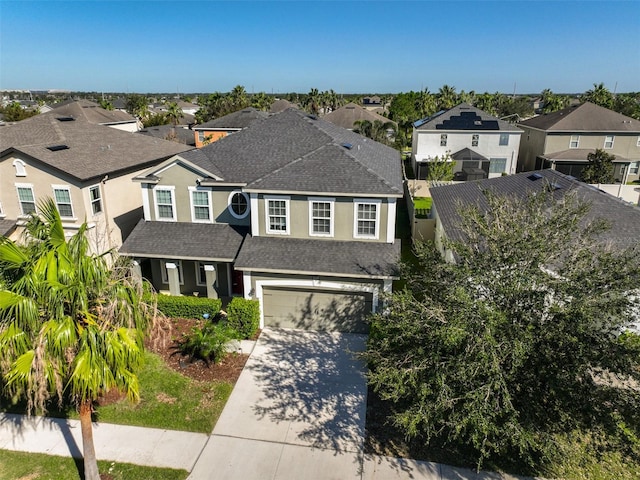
[
  {"left": 226, "top": 297, "right": 260, "bottom": 339},
  {"left": 151, "top": 294, "right": 222, "bottom": 319}
]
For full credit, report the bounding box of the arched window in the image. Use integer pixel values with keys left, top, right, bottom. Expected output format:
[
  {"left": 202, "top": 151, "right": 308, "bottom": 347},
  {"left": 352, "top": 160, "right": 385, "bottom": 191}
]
[
  {"left": 13, "top": 159, "right": 26, "bottom": 177},
  {"left": 228, "top": 191, "right": 250, "bottom": 219}
]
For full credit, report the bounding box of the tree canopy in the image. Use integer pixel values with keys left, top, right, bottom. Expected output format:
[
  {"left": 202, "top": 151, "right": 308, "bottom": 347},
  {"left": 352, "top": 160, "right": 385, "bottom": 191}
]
[
  {"left": 581, "top": 148, "right": 616, "bottom": 184},
  {"left": 365, "top": 190, "right": 640, "bottom": 471}
]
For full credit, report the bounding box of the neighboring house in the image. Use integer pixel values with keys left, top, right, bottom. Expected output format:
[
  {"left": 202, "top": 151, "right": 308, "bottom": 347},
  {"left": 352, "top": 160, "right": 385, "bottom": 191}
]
[
  {"left": 52, "top": 99, "right": 139, "bottom": 132},
  {"left": 429, "top": 169, "right": 640, "bottom": 262},
  {"left": 192, "top": 107, "right": 269, "bottom": 148},
  {"left": 269, "top": 98, "right": 298, "bottom": 113},
  {"left": 412, "top": 103, "right": 523, "bottom": 180},
  {"left": 138, "top": 125, "right": 196, "bottom": 147},
  {"left": 119, "top": 108, "right": 402, "bottom": 333},
  {"left": 517, "top": 102, "right": 640, "bottom": 183},
  {"left": 323, "top": 102, "right": 396, "bottom": 131},
  {"left": 0, "top": 111, "right": 191, "bottom": 251}
]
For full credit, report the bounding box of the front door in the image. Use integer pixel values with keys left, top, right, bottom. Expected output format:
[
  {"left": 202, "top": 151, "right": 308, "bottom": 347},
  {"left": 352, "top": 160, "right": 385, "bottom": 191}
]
[{"left": 231, "top": 267, "right": 244, "bottom": 296}]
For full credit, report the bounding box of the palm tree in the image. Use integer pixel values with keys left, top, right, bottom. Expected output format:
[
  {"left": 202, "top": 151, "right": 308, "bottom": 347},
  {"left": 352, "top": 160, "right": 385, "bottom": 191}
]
[
  {"left": 229, "top": 85, "right": 249, "bottom": 110},
  {"left": 583, "top": 82, "right": 615, "bottom": 109},
  {"left": 165, "top": 102, "right": 184, "bottom": 125},
  {"left": 304, "top": 88, "right": 320, "bottom": 115},
  {"left": 250, "top": 92, "right": 273, "bottom": 111},
  {"left": 0, "top": 199, "right": 161, "bottom": 480},
  {"left": 437, "top": 84, "right": 458, "bottom": 110},
  {"left": 416, "top": 88, "right": 437, "bottom": 118},
  {"left": 353, "top": 119, "right": 397, "bottom": 145}
]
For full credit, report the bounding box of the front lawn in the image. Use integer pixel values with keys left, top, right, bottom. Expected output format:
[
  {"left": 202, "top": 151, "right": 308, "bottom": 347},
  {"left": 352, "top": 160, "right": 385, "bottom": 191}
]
[
  {"left": 413, "top": 196, "right": 432, "bottom": 211},
  {"left": 0, "top": 450, "right": 188, "bottom": 480}
]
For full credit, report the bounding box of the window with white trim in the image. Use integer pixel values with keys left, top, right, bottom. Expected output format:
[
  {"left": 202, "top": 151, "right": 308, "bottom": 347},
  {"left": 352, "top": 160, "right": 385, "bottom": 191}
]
[
  {"left": 630, "top": 162, "right": 639, "bottom": 175},
  {"left": 0, "top": 200, "right": 4, "bottom": 217},
  {"left": 16, "top": 185, "right": 36, "bottom": 215},
  {"left": 604, "top": 135, "right": 614, "bottom": 149},
  {"left": 53, "top": 186, "right": 74, "bottom": 218},
  {"left": 154, "top": 187, "right": 176, "bottom": 221},
  {"left": 569, "top": 135, "right": 580, "bottom": 148},
  {"left": 161, "top": 260, "right": 183, "bottom": 284},
  {"left": 189, "top": 187, "right": 212, "bottom": 222},
  {"left": 309, "top": 198, "right": 334, "bottom": 237},
  {"left": 228, "top": 191, "right": 249, "bottom": 219},
  {"left": 440, "top": 134, "right": 447, "bottom": 146},
  {"left": 637, "top": 136, "right": 640, "bottom": 147},
  {"left": 197, "top": 131, "right": 205, "bottom": 142},
  {"left": 489, "top": 158, "right": 507, "bottom": 174},
  {"left": 499, "top": 133, "right": 509, "bottom": 146},
  {"left": 13, "top": 159, "right": 27, "bottom": 177},
  {"left": 265, "top": 196, "right": 290, "bottom": 234},
  {"left": 354, "top": 199, "right": 380, "bottom": 239},
  {"left": 471, "top": 134, "right": 479, "bottom": 147},
  {"left": 89, "top": 185, "right": 102, "bottom": 214}
]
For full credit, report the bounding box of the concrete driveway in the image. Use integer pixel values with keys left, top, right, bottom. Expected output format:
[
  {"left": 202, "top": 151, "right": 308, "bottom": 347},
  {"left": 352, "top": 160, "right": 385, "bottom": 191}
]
[{"left": 188, "top": 328, "right": 368, "bottom": 480}]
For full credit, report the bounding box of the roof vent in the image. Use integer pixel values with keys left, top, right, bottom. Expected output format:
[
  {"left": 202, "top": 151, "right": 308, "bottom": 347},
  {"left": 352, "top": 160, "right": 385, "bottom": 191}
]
[
  {"left": 56, "top": 116, "right": 75, "bottom": 122},
  {"left": 341, "top": 142, "right": 353, "bottom": 150},
  {"left": 527, "top": 173, "right": 543, "bottom": 181},
  {"left": 308, "top": 114, "right": 317, "bottom": 120},
  {"left": 548, "top": 182, "right": 562, "bottom": 191},
  {"left": 47, "top": 144, "right": 69, "bottom": 151}
]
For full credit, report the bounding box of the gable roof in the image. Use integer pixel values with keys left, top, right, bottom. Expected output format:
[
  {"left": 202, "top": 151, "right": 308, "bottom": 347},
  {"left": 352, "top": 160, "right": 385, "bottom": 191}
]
[
  {"left": 52, "top": 99, "right": 137, "bottom": 125},
  {"left": 430, "top": 169, "right": 640, "bottom": 248},
  {"left": 270, "top": 99, "right": 298, "bottom": 113},
  {"left": 175, "top": 108, "right": 402, "bottom": 196},
  {"left": 414, "top": 103, "right": 521, "bottom": 132},
  {"left": 138, "top": 124, "right": 196, "bottom": 146},
  {"left": 518, "top": 102, "right": 640, "bottom": 132},
  {"left": 0, "top": 111, "right": 191, "bottom": 182},
  {"left": 323, "top": 102, "right": 396, "bottom": 130},
  {"left": 194, "top": 107, "right": 269, "bottom": 130}
]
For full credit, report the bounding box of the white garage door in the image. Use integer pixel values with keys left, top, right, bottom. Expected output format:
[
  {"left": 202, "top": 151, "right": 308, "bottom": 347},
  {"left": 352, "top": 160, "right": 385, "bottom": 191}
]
[{"left": 262, "top": 287, "right": 373, "bottom": 333}]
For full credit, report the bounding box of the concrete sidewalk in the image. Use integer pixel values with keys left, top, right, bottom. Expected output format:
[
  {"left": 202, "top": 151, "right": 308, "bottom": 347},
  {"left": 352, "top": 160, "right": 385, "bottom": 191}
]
[{"left": 0, "top": 412, "right": 207, "bottom": 471}]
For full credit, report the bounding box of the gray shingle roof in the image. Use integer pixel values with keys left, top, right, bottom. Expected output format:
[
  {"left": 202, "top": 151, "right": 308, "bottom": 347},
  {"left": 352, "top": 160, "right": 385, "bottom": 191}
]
[
  {"left": 269, "top": 99, "right": 298, "bottom": 113},
  {"left": 518, "top": 102, "right": 640, "bottom": 132},
  {"left": 119, "top": 220, "right": 248, "bottom": 261},
  {"left": 0, "top": 219, "right": 17, "bottom": 237},
  {"left": 323, "top": 102, "right": 396, "bottom": 130},
  {"left": 451, "top": 148, "right": 488, "bottom": 162},
  {"left": 138, "top": 125, "right": 196, "bottom": 146},
  {"left": 234, "top": 236, "right": 400, "bottom": 279},
  {"left": 179, "top": 108, "right": 402, "bottom": 196},
  {"left": 542, "top": 149, "right": 630, "bottom": 163},
  {"left": 430, "top": 169, "right": 640, "bottom": 248},
  {"left": 0, "top": 112, "right": 191, "bottom": 182},
  {"left": 195, "top": 108, "right": 268, "bottom": 130},
  {"left": 52, "top": 99, "right": 137, "bottom": 125},
  {"left": 414, "top": 103, "right": 522, "bottom": 132}
]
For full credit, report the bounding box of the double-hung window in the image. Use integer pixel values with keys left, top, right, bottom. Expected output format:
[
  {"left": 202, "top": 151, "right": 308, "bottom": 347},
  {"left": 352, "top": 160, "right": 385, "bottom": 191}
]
[
  {"left": 155, "top": 187, "right": 176, "bottom": 221},
  {"left": 604, "top": 135, "right": 614, "bottom": 149},
  {"left": 309, "top": 198, "right": 334, "bottom": 237},
  {"left": 499, "top": 133, "right": 509, "bottom": 146},
  {"left": 265, "top": 196, "right": 290, "bottom": 234},
  {"left": 489, "top": 158, "right": 508, "bottom": 174},
  {"left": 53, "top": 186, "right": 74, "bottom": 218},
  {"left": 89, "top": 185, "right": 103, "bottom": 214},
  {"left": 471, "top": 134, "right": 479, "bottom": 147},
  {"left": 630, "top": 162, "right": 639, "bottom": 175},
  {"left": 189, "top": 187, "right": 212, "bottom": 222},
  {"left": 354, "top": 199, "right": 381, "bottom": 239},
  {"left": 16, "top": 185, "right": 36, "bottom": 216},
  {"left": 569, "top": 135, "right": 580, "bottom": 148},
  {"left": 440, "top": 134, "right": 448, "bottom": 147}
]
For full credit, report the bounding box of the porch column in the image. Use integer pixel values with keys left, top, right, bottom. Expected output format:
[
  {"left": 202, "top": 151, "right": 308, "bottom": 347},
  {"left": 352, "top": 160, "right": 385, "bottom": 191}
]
[
  {"left": 204, "top": 264, "right": 218, "bottom": 299},
  {"left": 165, "top": 262, "right": 181, "bottom": 296},
  {"left": 131, "top": 260, "right": 143, "bottom": 287}
]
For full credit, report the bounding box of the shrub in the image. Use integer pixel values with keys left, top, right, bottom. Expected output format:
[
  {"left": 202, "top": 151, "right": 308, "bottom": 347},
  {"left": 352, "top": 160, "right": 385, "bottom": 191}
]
[
  {"left": 178, "top": 321, "right": 237, "bottom": 365},
  {"left": 226, "top": 297, "right": 260, "bottom": 339},
  {"left": 154, "top": 295, "right": 222, "bottom": 319}
]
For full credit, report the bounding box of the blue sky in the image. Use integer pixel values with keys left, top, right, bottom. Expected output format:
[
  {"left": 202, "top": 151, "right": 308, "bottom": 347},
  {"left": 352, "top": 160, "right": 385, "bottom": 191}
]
[{"left": 1, "top": 1, "right": 639, "bottom": 94}]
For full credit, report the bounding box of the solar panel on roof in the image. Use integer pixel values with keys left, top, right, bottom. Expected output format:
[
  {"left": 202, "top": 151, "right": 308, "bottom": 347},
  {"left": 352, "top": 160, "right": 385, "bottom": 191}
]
[
  {"left": 527, "top": 173, "right": 543, "bottom": 181},
  {"left": 341, "top": 143, "right": 353, "bottom": 150},
  {"left": 413, "top": 118, "right": 429, "bottom": 128}
]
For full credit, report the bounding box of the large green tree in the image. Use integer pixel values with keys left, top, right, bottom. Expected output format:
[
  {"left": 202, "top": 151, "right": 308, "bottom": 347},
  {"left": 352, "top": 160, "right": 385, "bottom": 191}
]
[
  {"left": 365, "top": 190, "right": 640, "bottom": 471},
  {"left": 353, "top": 119, "right": 397, "bottom": 145},
  {"left": 581, "top": 148, "right": 616, "bottom": 184},
  {"left": 583, "top": 82, "right": 615, "bottom": 109},
  {"left": 0, "top": 199, "right": 162, "bottom": 480}
]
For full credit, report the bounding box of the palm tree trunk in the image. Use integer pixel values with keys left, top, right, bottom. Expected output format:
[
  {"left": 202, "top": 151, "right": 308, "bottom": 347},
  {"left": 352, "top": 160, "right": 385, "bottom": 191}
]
[{"left": 79, "top": 400, "right": 101, "bottom": 480}]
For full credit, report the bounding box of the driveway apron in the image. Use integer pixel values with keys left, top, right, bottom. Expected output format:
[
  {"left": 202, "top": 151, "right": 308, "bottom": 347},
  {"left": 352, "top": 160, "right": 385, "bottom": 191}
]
[{"left": 188, "top": 328, "right": 368, "bottom": 480}]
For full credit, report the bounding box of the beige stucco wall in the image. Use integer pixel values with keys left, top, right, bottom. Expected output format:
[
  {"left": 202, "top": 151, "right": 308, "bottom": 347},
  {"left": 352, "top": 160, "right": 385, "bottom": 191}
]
[
  {"left": 254, "top": 194, "right": 393, "bottom": 242},
  {"left": 545, "top": 133, "right": 640, "bottom": 160},
  {"left": 517, "top": 127, "right": 548, "bottom": 171}
]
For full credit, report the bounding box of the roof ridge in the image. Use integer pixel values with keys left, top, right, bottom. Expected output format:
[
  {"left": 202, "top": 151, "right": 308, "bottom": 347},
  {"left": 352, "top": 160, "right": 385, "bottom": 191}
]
[{"left": 339, "top": 140, "right": 402, "bottom": 193}]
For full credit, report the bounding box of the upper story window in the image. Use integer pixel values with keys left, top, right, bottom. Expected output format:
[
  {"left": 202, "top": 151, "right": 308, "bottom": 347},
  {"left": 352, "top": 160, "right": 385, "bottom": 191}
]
[
  {"left": 13, "top": 159, "right": 27, "bottom": 177},
  {"left": 440, "top": 134, "right": 448, "bottom": 147},
  {"left": 265, "top": 196, "right": 290, "bottom": 235},
  {"left": 604, "top": 135, "right": 615, "bottom": 149},
  {"left": 471, "top": 134, "right": 479, "bottom": 147},
  {"left": 189, "top": 187, "right": 212, "bottom": 223},
  {"left": 499, "top": 133, "right": 509, "bottom": 146},
  {"left": 16, "top": 185, "right": 36, "bottom": 216},
  {"left": 354, "top": 199, "right": 381, "bottom": 239},
  {"left": 309, "top": 198, "right": 334, "bottom": 237},
  {"left": 89, "top": 185, "right": 103, "bottom": 214},
  {"left": 53, "top": 186, "right": 74, "bottom": 218},
  {"left": 197, "top": 131, "right": 205, "bottom": 142},
  {"left": 569, "top": 135, "right": 580, "bottom": 148},
  {"left": 228, "top": 191, "right": 250, "bottom": 219},
  {"left": 154, "top": 186, "right": 176, "bottom": 221}
]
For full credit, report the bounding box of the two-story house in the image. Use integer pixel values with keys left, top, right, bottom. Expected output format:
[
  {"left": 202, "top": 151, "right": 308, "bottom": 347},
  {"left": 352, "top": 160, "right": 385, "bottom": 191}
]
[
  {"left": 412, "top": 103, "right": 523, "bottom": 180},
  {"left": 119, "top": 108, "right": 402, "bottom": 333},
  {"left": 0, "top": 111, "right": 191, "bottom": 251},
  {"left": 516, "top": 102, "right": 640, "bottom": 183}
]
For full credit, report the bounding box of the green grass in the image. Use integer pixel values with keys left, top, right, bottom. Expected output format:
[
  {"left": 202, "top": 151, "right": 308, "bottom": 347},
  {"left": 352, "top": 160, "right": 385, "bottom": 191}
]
[
  {"left": 92, "top": 352, "right": 233, "bottom": 433},
  {"left": 413, "top": 196, "right": 432, "bottom": 210},
  {"left": 0, "top": 449, "right": 188, "bottom": 480}
]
